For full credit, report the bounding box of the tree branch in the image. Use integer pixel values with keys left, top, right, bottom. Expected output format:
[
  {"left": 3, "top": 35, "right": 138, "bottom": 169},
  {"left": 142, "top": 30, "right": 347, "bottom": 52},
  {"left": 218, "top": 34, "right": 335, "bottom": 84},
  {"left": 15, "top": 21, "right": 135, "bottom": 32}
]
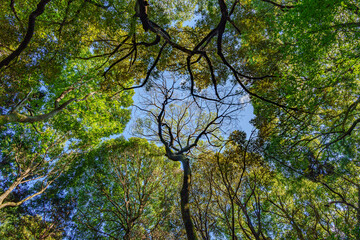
[{"left": 0, "top": 0, "right": 51, "bottom": 68}]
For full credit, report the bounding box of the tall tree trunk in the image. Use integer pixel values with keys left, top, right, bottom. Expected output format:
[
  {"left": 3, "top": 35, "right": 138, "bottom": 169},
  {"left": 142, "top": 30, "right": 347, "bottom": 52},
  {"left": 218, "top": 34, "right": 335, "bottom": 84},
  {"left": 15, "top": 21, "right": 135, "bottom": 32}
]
[
  {"left": 180, "top": 157, "right": 198, "bottom": 240},
  {"left": 231, "top": 198, "right": 236, "bottom": 240},
  {"left": 357, "top": 184, "right": 360, "bottom": 239}
]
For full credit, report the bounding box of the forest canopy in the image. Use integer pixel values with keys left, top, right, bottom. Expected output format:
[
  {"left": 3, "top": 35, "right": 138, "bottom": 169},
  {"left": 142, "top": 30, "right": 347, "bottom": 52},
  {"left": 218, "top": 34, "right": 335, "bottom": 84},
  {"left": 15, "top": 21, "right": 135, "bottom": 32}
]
[{"left": 1, "top": 0, "right": 360, "bottom": 239}]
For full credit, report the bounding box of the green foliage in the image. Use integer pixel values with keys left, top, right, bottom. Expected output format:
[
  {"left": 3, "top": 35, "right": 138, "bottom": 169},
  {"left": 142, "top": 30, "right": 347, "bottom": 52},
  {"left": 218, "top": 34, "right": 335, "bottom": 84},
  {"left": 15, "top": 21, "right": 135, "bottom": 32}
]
[
  {"left": 1, "top": 0, "right": 360, "bottom": 238},
  {"left": 0, "top": 210, "right": 63, "bottom": 240},
  {"left": 69, "top": 137, "right": 183, "bottom": 239}
]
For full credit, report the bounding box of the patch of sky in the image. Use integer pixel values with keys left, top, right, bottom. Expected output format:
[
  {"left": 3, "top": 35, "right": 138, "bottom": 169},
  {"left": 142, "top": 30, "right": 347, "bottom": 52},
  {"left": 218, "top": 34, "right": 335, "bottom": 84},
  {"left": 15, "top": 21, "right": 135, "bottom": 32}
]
[
  {"left": 89, "top": 46, "right": 94, "bottom": 54},
  {"left": 122, "top": 74, "right": 255, "bottom": 144}
]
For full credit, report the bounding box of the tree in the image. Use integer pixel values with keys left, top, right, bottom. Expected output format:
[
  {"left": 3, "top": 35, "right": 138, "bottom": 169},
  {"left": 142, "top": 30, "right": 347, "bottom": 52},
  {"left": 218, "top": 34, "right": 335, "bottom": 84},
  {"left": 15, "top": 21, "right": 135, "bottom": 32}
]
[
  {"left": 0, "top": 124, "right": 77, "bottom": 209},
  {"left": 1, "top": 0, "right": 360, "bottom": 238},
  {"left": 189, "top": 131, "right": 360, "bottom": 239},
  {"left": 248, "top": 1, "right": 360, "bottom": 237},
  {"left": 189, "top": 130, "right": 273, "bottom": 240},
  {"left": 1, "top": 0, "right": 134, "bottom": 132},
  {"left": 135, "top": 77, "right": 241, "bottom": 239},
  {"left": 0, "top": 214, "right": 63, "bottom": 240},
  {"left": 69, "top": 137, "right": 183, "bottom": 239}
]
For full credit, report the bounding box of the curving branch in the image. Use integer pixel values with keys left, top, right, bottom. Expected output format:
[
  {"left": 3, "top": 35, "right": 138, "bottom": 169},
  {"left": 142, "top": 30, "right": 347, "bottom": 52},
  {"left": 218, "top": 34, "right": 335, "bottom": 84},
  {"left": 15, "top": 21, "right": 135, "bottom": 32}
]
[
  {"left": 10, "top": 0, "right": 24, "bottom": 29},
  {"left": 0, "top": 139, "right": 74, "bottom": 209},
  {"left": 1, "top": 98, "right": 76, "bottom": 126},
  {"left": 326, "top": 118, "right": 360, "bottom": 146},
  {"left": 122, "top": 42, "right": 168, "bottom": 91},
  {"left": 0, "top": 0, "right": 51, "bottom": 69},
  {"left": 1, "top": 88, "right": 97, "bottom": 126},
  {"left": 126, "top": 0, "right": 303, "bottom": 112},
  {"left": 0, "top": 178, "right": 54, "bottom": 209}
]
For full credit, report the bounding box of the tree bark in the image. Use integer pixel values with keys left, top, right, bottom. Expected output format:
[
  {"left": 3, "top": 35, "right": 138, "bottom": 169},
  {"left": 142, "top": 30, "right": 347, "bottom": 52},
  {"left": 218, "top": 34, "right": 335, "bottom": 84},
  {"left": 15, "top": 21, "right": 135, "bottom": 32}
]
[
  {"left": 180, "top": 157, "right": 198, "bottom": 240},
  {"left": 0, "top": 98, "right": 76, "bottom": 126},
  {"left": 357, "top": 184, "right": 360, "bottom": 239},
  {"left": 0, "top": 170, "right": 29, "bottom": 207}
]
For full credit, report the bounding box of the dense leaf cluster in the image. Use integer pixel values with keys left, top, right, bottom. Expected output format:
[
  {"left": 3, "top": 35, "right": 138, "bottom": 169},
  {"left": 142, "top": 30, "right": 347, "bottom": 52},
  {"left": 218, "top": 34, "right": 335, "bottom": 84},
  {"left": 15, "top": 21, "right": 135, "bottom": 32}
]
[{"left": 1, "top": 0, "right": 360, "bottom": 239}]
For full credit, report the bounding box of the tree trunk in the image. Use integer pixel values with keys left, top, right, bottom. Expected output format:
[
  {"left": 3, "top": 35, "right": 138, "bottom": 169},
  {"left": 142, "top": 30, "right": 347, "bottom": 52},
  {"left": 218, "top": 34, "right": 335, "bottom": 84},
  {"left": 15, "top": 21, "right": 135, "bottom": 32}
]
[
  {"left": 180, "top": 158, "right": 198, "bottom": 240},
  {"left": 357, "top": 184, "right": 360, "bottom": 239}
]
